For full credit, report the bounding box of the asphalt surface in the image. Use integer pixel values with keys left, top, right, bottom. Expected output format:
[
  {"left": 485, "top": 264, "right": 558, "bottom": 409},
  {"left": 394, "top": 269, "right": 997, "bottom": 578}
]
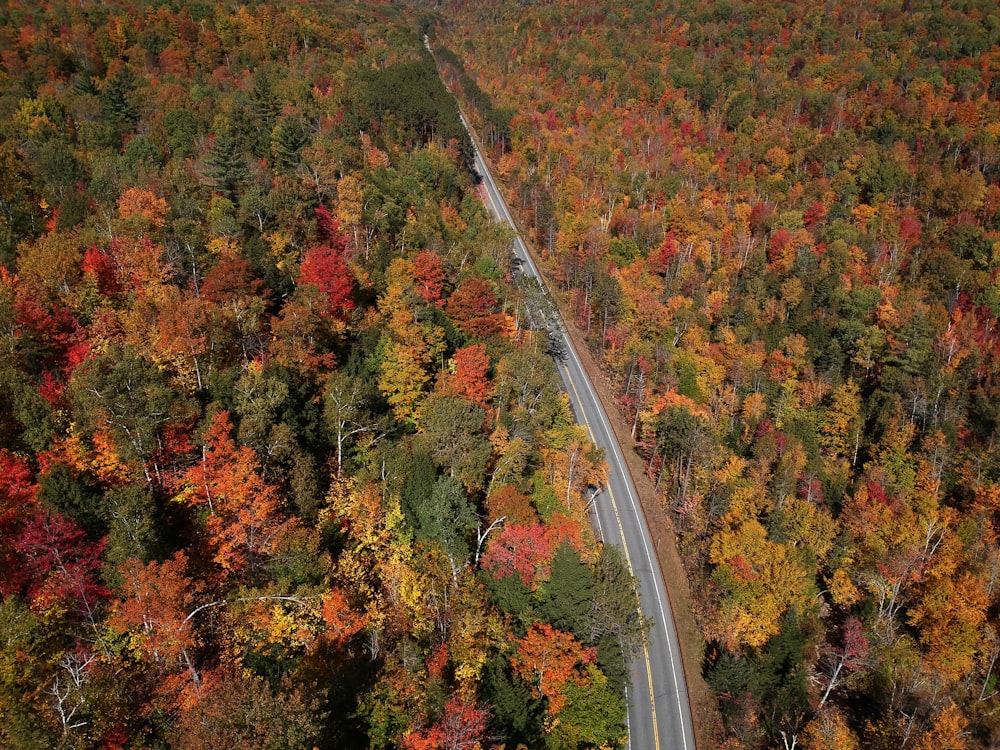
[{"left": 460, "top": 115, "right": 698, "bottom": 750}]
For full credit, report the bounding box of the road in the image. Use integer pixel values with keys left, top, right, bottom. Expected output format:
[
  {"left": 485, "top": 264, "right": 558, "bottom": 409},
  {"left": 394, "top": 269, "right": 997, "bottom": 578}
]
[{"left": 459, "top": 113, "right": 698, "bottom": 750}]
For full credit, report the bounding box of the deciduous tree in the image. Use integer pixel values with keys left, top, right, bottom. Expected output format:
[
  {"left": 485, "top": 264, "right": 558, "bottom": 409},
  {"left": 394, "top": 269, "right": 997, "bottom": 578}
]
[
  {"left": 183, "top": 410, "right": 287, "bottom": 578},
  {"left": 510, "top": 623, "right": 596, "bottom": 716}
]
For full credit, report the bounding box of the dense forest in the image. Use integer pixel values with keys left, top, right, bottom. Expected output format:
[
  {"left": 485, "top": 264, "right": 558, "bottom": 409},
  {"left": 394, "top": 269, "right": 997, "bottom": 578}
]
[
  {"left": 0, "top": 2, "right": 645, "bottom": 748},
  {"left": 426, "top": 0, "right": 1000, "bottom": 748}
]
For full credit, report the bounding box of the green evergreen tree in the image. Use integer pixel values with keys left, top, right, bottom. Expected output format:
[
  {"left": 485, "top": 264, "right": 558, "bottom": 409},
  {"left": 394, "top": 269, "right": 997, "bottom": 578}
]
[
  {"left": 538, "top": 542, "right": 594, "bottom": 637},
  {"left": 248, "top": 69, "right": 281, "bottom": 158},
  {"left": 587, "top": 545, "right": 651, "bottom": 695},
  {"left": 480, "top": 653, "right": 544, "bottom": 747},
  {"left": 206, "top": 127, "right": 250, "bottom": 201},
  {"left": 271, "top": 117, "right": 308, "bottom": 174},
  {"left": 101, "top": 68, "right": 139, "bottom": 142},
  {"left": 38, "top": 463, "right": 104, "bottom": 539}
]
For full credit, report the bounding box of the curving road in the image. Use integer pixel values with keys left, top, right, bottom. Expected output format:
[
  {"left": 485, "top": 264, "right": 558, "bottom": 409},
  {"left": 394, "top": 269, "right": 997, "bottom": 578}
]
[{"left": 459, "top": 112, "right": 697, "bottom": 750}]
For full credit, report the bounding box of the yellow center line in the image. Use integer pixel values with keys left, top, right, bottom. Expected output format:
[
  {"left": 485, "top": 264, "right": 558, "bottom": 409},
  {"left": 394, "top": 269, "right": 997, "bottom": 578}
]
[
  {"left": 563, "top": 372, "right": 661, "bottom": 750},
  {"left": 475, "top": 142, "right": 662, "bottom": 750}
]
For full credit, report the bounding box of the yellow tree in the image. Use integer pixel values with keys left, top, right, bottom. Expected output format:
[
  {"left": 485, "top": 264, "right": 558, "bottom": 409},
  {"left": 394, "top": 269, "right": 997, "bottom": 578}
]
[
  {"left": 820, "top": 379, "right": 863, "bottom": 467},
  {"left": 912, "top": 701, "right": 969, "bottom": 750},
  {"left": 800, "top": 707, "right": 860, "bottom": 750},
  {"left": 376, "top": 257, "right": 445, "bottom": 425},
  {"left": 707, "top": 513, "right": 810, "bottom": 651},
  {"left": 14, "top": 231, "right": 83, "bottom": 305},
  {"left": 840, "top": 478, "right": 925, "bottom": 642},
  {"left": 908, "top": 529, "right": 988, "bottom": 685},
  {"left": 541, "top": 422, "right": 607, "bottom": 514},
  {"left": 327, "top": 479, "right": 431, "bottom": 647},
  {"left": 446, "top": 573, "right": 504, "bottom": 694},
  {"left": 335, "top": 173, "right": 369, "bottom": 256},
  {"left": 379, "top": 341, "right": 434, "bottom": 427}
]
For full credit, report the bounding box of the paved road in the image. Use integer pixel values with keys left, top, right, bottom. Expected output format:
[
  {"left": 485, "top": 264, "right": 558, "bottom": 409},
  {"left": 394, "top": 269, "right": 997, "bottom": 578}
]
[{"left": 460, "top": 114, "right": 697, "bottom": 750}]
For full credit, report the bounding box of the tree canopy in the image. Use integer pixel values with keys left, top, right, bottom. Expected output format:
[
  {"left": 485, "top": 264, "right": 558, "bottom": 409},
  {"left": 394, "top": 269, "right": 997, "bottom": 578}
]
[
  {"left": 425, "top": 0, "right": 1000, "bottom": 747},
  {"left": 0, "top": 2, "right": 642, "bottom": 748}
]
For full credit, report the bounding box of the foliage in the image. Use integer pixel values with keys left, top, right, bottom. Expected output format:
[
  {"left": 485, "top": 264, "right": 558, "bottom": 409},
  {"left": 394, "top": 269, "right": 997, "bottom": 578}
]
[
  {"left": 425, "top": 0, "right": 1000, "bottom": 746},
  {"left": 0, "top": 2, "right": 635, "bottom": 747}
]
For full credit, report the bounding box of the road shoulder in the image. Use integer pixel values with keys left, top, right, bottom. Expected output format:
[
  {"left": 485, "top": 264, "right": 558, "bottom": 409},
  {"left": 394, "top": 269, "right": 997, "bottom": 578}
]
[
  {"left": 557, "top": 316, "right": 723, "bottom": 750},
  {"left": 462, "top": 114, "right": 723, "bottom": 748}
]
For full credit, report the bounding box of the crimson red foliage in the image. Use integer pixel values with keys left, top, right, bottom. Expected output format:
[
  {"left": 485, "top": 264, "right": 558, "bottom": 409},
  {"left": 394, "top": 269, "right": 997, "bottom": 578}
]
[
  {"left": 481, "top": 521, "right": 554, "bottom": 587},
  {"left": 82, "top": 245, "right": 120, "bottom": 295},
  {"left": 299, "top": 212, "right": 355, "bottom": 321},
  {"left": 13, "top": 509, "right": 109, "bottom": 615}
]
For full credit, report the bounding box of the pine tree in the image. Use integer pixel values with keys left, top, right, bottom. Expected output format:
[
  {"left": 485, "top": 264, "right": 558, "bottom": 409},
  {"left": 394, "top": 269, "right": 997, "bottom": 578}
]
[
  {"left": 206, "top": 127, "right": 249, "bottom": 202},
  {"left": 101, "top": 68, "right": 139, "bottom": 142},
  {"left": 271, "top": 117, "right": 308, "bottom": 175}
]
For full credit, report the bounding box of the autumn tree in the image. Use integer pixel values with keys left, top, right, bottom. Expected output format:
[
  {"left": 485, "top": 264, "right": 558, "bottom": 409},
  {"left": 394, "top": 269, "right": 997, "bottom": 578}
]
[
  {"left": 438, "top": 343, "right": 491, "bottom": 407},
  {"left": 377, "top": 257, "right": 446, "bottom": 425},
  {"left": 507, "top": 617, "right": 627, "bottom": 746},
  {"left": 182, "top": 410, "right": 287, "bottom": 579},
  {"left": 816, "top": 617, "right": 870, "bottom": 707},
  {"left": 199, "top": 253, "right": 269, "bottom": 368},
  {"left": 446, "top": 275, "right": 503, "bottom": 340},
  {"left": 402, "top": 693, "right": 491, "bottom": 750},
  {"left": 297, "top": 208, "right": 355, "bottom": 321},
  {"left": 68, "top": 345, "right": 195, "bottom": 485},
  {"left": 13, "top": 509, "right": 109, "bottom": 629},
  {"left": 168, "top": 671, "right": 326, "bottom": 750},
  {"left": 111, "top": 552, "right": 205, "bottom": 696},
  {"left": 0, "top": 450, "right": 37, "bottom": 587},
  {"left": 412, "top": 249, "right": 447, "bottom": 307},
  {"left": 706, "top": 512, "right": 810, "bottom": 652}
]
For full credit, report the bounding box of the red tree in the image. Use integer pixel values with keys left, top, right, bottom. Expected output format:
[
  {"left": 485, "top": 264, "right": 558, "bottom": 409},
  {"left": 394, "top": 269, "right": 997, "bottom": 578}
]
[
  {"left": 0, "top": 450, "right": 38, "bottom": 593},
  {"left": 818, "top": 616, "right": 870, "bottom": 706},
  {"left": 449, "top": 343, "right": 491, "bottom": 406},
  {"left": 81, "top": 244, "right": 120, "bottom": 295},
  {"left": 403, "top": 694, "right": 491, "bottom": 750},
  {"left": 14, "top": 509, "right": 109, "bottom": 618},
  {"left": 413, "top": 249, "right": 446, "bottom": 307},
  {"left": 481, "top": 521, "right": 554, "bottom": 587},
  {"left": 446, "top": 276, "right": 502, "bottom": 339},
  {"left": 298, "top": 209, "right": 354, "bottom": 321}
]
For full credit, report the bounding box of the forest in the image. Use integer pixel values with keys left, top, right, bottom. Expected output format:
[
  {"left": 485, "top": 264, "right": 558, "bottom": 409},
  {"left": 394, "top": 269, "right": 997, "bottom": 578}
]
[
  {"left": 6, "top": 0, "right": 1000, "bottom": 748},
  {"left": 426, "top": 0, "right": 1000, "bottom": 748},
  {"left": 0, "top": 1, "right": 644, "bottom": 748}
]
